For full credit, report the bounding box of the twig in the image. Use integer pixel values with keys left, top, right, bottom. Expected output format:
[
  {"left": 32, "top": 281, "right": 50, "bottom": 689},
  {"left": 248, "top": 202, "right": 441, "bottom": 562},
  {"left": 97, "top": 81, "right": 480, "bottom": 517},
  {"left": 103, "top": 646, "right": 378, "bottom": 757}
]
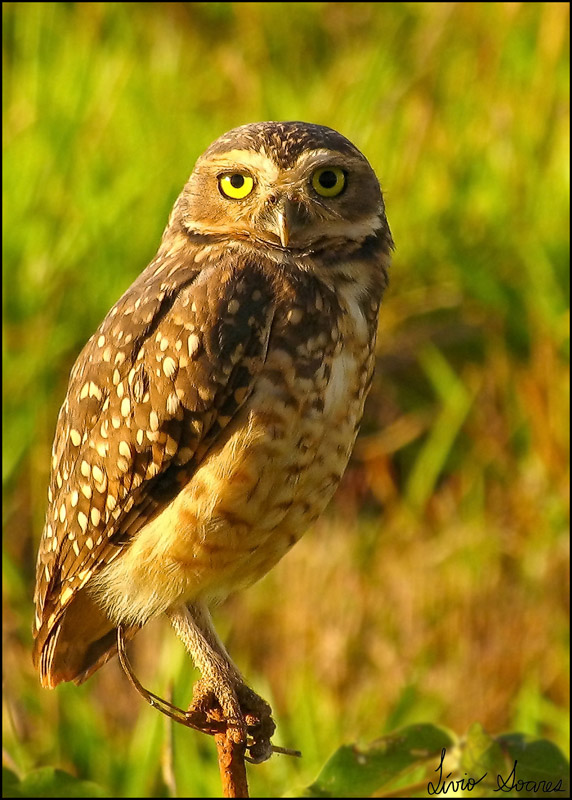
[{"left": 212, "top": 708, "right": 250, "bottom": 798}]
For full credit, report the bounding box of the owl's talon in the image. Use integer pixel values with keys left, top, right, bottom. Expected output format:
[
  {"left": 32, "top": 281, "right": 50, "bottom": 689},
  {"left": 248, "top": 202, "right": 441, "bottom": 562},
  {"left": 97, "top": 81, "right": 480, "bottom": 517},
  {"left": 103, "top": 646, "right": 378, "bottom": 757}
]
[
  {"left": 238, "top": 684, "right": 275, "bottom": 763},
  {"left": 187, "top": 676, "right": 275, "bottom": 761}
]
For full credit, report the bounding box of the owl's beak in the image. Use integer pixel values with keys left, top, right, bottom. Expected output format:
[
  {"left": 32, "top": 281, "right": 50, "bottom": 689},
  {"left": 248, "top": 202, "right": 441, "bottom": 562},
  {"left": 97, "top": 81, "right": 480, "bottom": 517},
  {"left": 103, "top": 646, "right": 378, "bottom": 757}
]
[
  {"left": 266, "top": 198, "right": 302, "bottom": 248},
  {"left": 275, "top": 209, "right": 290, "bottom": 248}
]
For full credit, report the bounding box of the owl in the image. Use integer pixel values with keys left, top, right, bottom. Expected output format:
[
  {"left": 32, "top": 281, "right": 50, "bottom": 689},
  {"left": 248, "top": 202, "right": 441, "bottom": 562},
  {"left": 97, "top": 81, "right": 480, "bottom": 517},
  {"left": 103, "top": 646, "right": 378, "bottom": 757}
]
[{"left": 33, "top": 121, "right": 393, "bottom": 761}]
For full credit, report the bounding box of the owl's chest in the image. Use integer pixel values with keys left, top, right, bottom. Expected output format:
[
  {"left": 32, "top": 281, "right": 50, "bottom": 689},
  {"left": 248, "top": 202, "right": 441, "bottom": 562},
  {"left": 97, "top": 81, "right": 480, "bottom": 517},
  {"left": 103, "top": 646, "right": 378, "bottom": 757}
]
[
  {"left": 201, "top": 283, "right": 375, "bottom": 523},
  {"left": 166, "top": 279, "right": 377, "bottom": 599},
  {"left": 266, "top": 287, "right": 373, "bottom": 453},
  {"left": 244, "top": 329, "right": 372, "bottom": 511},
  {"left": 257, "top": 306, "right": 371, "bottom": 433},
  {"left": 259, "top": 276, "right": 374, "bottom": 416}
]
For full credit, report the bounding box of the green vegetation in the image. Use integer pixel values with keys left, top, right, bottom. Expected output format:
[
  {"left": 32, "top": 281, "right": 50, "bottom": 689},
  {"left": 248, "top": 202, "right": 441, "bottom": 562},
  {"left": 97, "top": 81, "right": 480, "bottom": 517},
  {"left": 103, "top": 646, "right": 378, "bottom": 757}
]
[
  {"left": 5, "top": 724, "right": 568, "bottom": 798},
  {"left": 3, "top": 3, "right": 569, "bottom": 797}
]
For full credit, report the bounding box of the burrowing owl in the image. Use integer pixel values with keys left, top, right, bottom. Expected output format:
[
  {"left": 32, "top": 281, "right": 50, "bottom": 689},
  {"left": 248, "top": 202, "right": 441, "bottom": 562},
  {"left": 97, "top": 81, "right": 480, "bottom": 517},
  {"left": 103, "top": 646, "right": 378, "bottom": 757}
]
[{"left": 33, "top": 121, "right": 393, "bottom": 760}]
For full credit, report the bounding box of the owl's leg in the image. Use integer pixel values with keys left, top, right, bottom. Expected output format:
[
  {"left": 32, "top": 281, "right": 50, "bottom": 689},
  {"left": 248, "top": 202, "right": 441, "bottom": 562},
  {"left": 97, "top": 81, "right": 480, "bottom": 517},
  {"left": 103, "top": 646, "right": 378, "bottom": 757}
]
[{"left": 167, "top": 602, "right": 275, "bottom": 763}]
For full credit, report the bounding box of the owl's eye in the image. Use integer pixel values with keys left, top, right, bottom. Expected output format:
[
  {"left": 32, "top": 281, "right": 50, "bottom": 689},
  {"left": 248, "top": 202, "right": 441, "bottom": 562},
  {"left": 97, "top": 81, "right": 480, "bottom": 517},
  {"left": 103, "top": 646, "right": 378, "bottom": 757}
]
[
  {"left": 311, "top": 167, "right": 346, "bottom": 197},
  {"left": 218, "top": 173, "right": 255, "bottom": 199}
]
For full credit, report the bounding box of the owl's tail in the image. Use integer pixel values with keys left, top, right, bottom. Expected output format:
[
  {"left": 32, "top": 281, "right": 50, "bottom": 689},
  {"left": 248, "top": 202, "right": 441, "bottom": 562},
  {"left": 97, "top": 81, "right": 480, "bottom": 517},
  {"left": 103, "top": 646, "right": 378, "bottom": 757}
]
[{"left": 33, "top": 588, "right": 139, "bottom": 688}]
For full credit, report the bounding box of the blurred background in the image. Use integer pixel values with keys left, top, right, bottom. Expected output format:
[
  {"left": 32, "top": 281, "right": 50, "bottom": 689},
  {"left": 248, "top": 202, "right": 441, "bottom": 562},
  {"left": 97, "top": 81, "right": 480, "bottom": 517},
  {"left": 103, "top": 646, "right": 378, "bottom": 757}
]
[{"left": 2, "top": 2, "right": 569, "bottom": 797}]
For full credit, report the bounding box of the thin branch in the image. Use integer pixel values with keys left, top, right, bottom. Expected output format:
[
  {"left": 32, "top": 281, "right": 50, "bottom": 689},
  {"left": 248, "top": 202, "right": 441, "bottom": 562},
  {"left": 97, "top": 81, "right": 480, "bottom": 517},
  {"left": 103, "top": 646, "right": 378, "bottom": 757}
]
[{"left": 212, "top": 708, "right": 250, "bottom": 799}]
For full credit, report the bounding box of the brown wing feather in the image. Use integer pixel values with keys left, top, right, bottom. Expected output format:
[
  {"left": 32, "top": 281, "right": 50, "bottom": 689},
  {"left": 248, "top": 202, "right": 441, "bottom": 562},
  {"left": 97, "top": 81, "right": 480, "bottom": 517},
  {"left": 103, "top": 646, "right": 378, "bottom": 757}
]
[{"left": 33, "top": 239, "right": 276, "bottom": 675}]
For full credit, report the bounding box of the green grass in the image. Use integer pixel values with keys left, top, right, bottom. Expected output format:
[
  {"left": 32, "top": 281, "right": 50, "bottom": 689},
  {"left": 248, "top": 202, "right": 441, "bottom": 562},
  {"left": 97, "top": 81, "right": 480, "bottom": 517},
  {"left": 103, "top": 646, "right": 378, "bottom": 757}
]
[{"left": 3, "top": 3, "right": 569, "bottom": 797}]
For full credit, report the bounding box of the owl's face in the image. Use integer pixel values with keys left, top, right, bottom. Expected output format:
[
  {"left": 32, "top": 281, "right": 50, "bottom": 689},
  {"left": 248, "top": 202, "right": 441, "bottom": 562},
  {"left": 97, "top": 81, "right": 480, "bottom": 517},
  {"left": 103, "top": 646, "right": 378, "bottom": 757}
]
[{"left": 176, "top": 121, "right": 385, "bottom": 254}]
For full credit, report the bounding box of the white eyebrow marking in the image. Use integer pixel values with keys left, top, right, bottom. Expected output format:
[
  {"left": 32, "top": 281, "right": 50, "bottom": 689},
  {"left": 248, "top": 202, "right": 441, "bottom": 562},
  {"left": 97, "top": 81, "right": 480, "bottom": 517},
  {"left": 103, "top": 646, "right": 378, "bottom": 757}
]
[
  {"left": 199, "top": 150, "right": 281, "bottom": 182},
  {"left": 294, "top": 148, "right": 360, "bottom": 175},
  {"left": 296, "top": 148, "right": 337, "bottom": 164}
]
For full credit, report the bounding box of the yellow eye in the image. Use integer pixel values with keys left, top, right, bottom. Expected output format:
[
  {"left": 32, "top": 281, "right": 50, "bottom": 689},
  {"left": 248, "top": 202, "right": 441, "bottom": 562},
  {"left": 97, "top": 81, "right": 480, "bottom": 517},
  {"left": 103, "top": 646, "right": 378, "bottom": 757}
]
[
  {"left": 218, "top": 173, "right": 255, "bottom": 199},
  {"left": 311, "top": 166, "right": 346, "bottom": 197}
]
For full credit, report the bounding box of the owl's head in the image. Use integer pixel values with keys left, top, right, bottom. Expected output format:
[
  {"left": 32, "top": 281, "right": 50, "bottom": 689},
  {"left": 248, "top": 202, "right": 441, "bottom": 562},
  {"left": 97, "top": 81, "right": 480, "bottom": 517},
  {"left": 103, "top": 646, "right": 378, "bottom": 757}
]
[{"left": 172, "top": 121, "right": 388, "bottom": 255}]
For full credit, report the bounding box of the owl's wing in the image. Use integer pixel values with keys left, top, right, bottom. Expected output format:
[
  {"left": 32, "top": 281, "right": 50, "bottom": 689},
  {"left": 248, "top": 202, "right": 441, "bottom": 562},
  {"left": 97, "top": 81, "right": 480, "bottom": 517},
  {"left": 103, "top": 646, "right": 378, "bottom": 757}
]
[{"left": 33, "top": 246, "right": 275, "bottom": 660}]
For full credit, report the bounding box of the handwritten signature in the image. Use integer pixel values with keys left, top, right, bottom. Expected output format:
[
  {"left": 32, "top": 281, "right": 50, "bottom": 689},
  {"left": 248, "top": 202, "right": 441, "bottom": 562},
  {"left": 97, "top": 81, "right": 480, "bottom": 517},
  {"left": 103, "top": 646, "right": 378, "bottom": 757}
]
[{"left": 427, "top": 747, "right": 565, "bottom": 795}]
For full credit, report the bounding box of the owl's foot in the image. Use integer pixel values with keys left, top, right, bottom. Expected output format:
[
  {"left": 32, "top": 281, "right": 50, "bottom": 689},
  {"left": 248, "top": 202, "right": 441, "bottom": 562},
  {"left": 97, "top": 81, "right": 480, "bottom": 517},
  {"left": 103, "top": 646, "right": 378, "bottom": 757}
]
[
  {"left": 188, "top": 676, "right": 275, "bottom": 763},
  {"left": 117, "top": 625, "right": 299, "bottom": 761}
]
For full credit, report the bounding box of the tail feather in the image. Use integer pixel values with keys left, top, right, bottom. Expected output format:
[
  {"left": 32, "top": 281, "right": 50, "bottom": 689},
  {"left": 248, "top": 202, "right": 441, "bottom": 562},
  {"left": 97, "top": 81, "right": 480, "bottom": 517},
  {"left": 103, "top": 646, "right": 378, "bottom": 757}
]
[{"left": 34, "top": 587, "right": 138, "bottom": 687}]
